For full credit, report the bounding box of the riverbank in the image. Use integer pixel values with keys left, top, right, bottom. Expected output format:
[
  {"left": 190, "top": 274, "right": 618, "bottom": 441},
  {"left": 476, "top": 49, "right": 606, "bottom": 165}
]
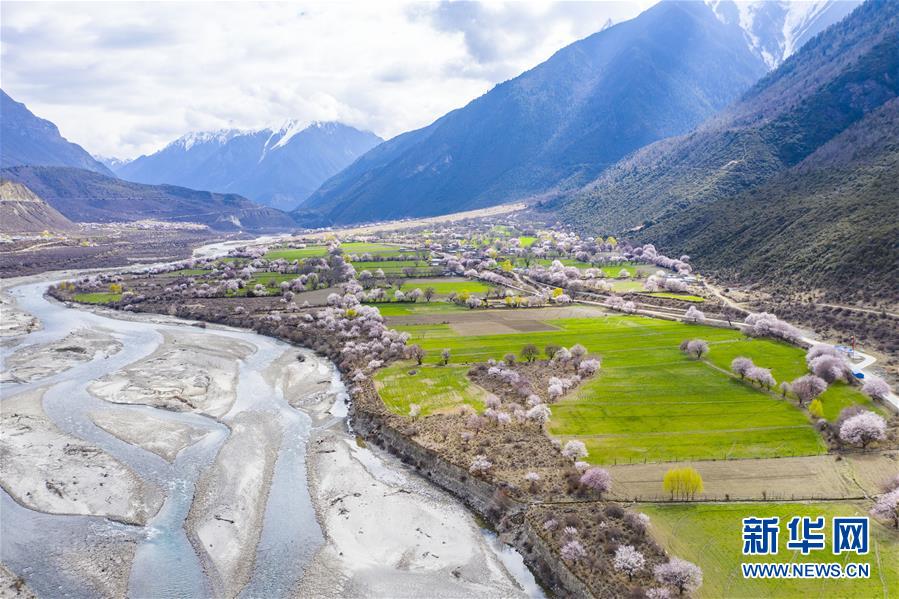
[{"left": 299, "top": 392, "right": 535, "bottom": 598}]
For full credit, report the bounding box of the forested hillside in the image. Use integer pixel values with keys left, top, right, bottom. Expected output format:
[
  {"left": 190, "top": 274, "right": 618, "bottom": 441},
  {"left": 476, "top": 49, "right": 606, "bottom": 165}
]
[{"left": 556, "top": 0, "right": 898, "bottom": 300}]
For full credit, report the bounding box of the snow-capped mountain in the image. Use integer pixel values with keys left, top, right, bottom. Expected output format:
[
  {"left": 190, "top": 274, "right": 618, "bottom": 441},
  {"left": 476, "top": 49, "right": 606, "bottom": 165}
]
[
  {"left": 93, "top": 155, "right": 133, "bottom": 170},
  {"left": 707, "top": 0, "right": 860, "bottom": 68},
  {"left": 115, "top": 121, "right": 382, "bottom": 210}
]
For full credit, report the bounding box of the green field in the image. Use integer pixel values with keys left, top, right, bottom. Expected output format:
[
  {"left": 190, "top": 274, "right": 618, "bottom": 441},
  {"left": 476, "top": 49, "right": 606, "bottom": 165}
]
[
  {"left": 375, "top": 363, "right": 486, "bottom": 415},
  {"left": 600, "top": 262, "right": 639, "bottom": 278},
  {"left": 610, "top": 280, "right": 645, "bottom": 293},
  {"left": 518, "top": 236, "right": 538, "bottom": 247},
  {"left": 264, "top": 242, "right": 404, "bottom": 261},
  {"left": 166, "top": 268, "right": 212, "bottom": 277},
  {"left": 375, "top": 302, "right": 467, "bottom": 316},
  {"left": 351, "top": 260, "right": 431, "bottom": 275},
  {"left": 704, "top": 338, "right": 880, "bottom": 420},
  {"left": 387, "top": 314, "right": 873, "bottom": 463},
  {"left": 397, "top": 279, "right": 493, "bottom": 296},
  {"left": 645, "top": 291, "right": 706, "bottom": 302},
  {"left": 642, "top": 502, "right": 899, "bottom": 598},
  {"left": 73, "top": 292, "right": 122, "bottom": 304}
]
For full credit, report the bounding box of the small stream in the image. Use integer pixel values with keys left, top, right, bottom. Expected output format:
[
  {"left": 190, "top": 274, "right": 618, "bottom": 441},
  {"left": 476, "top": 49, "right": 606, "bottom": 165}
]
[{"left": 1, "top": 276, "right": 543, "bottom": 598}]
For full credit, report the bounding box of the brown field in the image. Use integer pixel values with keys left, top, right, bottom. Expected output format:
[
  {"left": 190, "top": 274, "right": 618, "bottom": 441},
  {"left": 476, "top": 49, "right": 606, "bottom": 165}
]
[{"left": 607, "top": 450, "right": 898, "bottom": 501}]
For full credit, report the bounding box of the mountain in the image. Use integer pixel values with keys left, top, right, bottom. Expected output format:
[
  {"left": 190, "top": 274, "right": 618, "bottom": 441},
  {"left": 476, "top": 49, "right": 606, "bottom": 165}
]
[
  {"left": 708, "top": 0, "right": 861, "bottom": 68},
  {"left": 0, "top": 179, "right": 75, "bottom": 233},
  {"left": 94, "top": 155, "right": 132, "bottom": 171},
  {"left": 0, "top": 90, "right": 114, "bottom": 176},
  {"left": 556, "top": 0, "right": 898, "bottom": 300},
  {"left": 115, "top": 122, "right": 382, "bottom": 210},
  {"left": 0, "top": 166, "right": 296, "bottom": 232},
  {"left": 294, "top": 1, "right": 772, "bottom": 227}
]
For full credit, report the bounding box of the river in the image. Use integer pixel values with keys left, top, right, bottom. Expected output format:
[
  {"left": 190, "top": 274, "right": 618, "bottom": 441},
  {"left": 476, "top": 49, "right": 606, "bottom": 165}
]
[{"left": 0, "top": 273, "right": 543, "bottom": 598}]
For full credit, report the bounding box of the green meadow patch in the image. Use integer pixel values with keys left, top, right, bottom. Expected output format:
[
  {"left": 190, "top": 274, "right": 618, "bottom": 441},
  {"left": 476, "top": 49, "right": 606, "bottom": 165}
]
[
  {"left": 264, "top": 242, "right": 404, "bottom": 261},
  {"left": 72, "top": 292, "right": 122, "bottom": 304},
  {"left": 397, "top": 278, "right": 493, "bottom": 296},
  {"left": 642, "top": 502, "right": 899, "bottom": 599},
  {"left": 644, "top": 291, "right": 706, "bottom": 302},
  {"left": 375, "top": 362, "right": 486, "bottom": 415},
  {"left": 386, "top": 314, "right": 871, "bottom": 463},
  {"left": 375, "top": 302, "right": 467, "bottom": 316}
]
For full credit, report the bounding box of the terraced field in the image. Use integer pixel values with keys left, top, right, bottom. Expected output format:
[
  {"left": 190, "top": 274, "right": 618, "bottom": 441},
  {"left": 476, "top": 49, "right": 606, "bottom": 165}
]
[{"left": 385, "top": 313, "right": 873, "bottom": 463}]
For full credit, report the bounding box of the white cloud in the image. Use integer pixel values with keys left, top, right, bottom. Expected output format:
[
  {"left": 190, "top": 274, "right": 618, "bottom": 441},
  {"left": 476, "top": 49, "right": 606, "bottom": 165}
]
[{"left": 1, "top": 1, "right": 652, "bottom": 158}]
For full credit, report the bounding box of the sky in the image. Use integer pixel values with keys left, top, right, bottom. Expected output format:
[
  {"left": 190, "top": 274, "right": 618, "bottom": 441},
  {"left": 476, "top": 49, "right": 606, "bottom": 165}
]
[{"left": 0, "top": 1, "right": 654, "bottom": 159}]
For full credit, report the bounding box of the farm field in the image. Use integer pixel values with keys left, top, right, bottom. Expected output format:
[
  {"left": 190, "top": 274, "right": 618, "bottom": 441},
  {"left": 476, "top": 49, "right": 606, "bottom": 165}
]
[
  {"left": 72, "top": 292, "right": 122, "bottom": 304},
  {"left": 264, "top": 242, "right": 405, "bottom": 260},
  {"left": 375, "top": 363, "right": 487, "bottom": 416},
  {"left": 642, "top": 502, "right": 899, "bottom": 599},
  {"left": 386, "top": 313, "right": 873, "bottom": 463},
  {"left": 610, "top": 280, "right": 645, "bottom": 293},
  {"left": 644, "top": 291, "right": 706, "bottom": 302},
  {"left": 350, "top": 259, "right": 431, "bottom": 275},
  {"left": 166, "top": 268, "right": 213, "bottom": 277},
  {"left": 397, "top": 278, "right": 494, "bottom": 297},
  {"left": 374, "top": 302, "right": 468, "bottom": 316},
  {"left": 704, "top": 339, "right": 882, "bottom": 420}
]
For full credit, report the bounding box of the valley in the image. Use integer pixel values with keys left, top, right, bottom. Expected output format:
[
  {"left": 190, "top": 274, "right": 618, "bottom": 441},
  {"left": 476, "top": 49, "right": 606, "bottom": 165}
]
[
  {"left": 4, "top": 214, "right": 889, "bottom": 598},
  {"left": 1, "top": 1, "right": 897, "bottom": 597}
]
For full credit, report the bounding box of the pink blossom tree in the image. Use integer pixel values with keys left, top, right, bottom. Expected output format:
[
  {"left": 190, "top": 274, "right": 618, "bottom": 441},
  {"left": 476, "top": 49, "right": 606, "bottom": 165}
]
[
  {"left": 580, "top": 467, "right": 611, "bottom": 497},
  {"left": 839, "top": 411, "right": 887, "bottom": 448},
  {"left": 562, "top": 440, "right": 588, "bottom": 461},
  {"left": 790, "top": 375, "right": 827, "bottom": 406},
  {"left": 654, "top": 557, "right": 703, "bottom": 596},
  {"left": 871, "top": 488, "right": 899, "bottom": 529},
  {"left": 731, "top": 357, "right": 754, "bottom": 379},
  {"left": 613, "top": 545, "right": 646, "bottom": 581},
  {"left": 862, "top": 377, "right": 891, "bottom": 401}
]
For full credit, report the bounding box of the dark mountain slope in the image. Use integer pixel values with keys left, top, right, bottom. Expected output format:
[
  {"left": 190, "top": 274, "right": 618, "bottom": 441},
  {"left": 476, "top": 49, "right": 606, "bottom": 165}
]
[
  {"left": 296, "top": 1, "right": 768, "bottom": 226},
  {"left": 0, "top": 90, "right": 114, "bottom": 176},
  {"left": 1, "top": 166, "right": 295, "bottom": 232},
  {"left": 116, "top": 122, "right": 382, "bottom": 210},
  {"left": 556, "top": 0, "right": 898, "bottom": 298},
  {"left": 0, "top": 179, "right": 75, "bottom": 233},
  {"left": 653, "top": 98, "right": 899, "bottom": 301}
]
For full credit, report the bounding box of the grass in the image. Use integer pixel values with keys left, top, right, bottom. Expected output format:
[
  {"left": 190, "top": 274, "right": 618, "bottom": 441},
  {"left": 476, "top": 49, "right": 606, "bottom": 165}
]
[
  {"left": 375, "top": 362, "right": 486, "bottom": 415},
  {"left": 645, "top": 292, "right": 705, "bottom": 302},
  {"left": 704, "top": 338, "right": 881, "bottom": 420},
  {"left": 351, "top": 260, "right": 431, "bottom": 275},
  {"left": 165, "top": 268, "right": 212, "bottom": 277},
  {"left": 642, "top": 502, "right": 899, "bottom": 598},
  {"left": 73, "top": 292, "right": 122, "bottom": 304},
  {"left": 375, "top": 302, "right": 468, "bottom": 316},
  {"left": 518, "top": 236, "right": 538, "bottom": 247},
  {"left": 397, "top": 278, "right": 493, "bottom": 296},
  {"left": 610, "top": 280, "right": 645, "bottom": 293},
  {"left": 387, "top": 314, "right": 879, "bottom": 463},
  {"left": 264, "top": 242, "right": 404, "bottom": 261}
]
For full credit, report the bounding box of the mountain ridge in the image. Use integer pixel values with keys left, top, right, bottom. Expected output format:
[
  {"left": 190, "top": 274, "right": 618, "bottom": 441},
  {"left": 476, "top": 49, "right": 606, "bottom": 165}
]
[
  {"left": 1, "top": 166, "right": 296, "bottom": 232},
  {"left": 0, "top": 90, "right": 114, "bottom": 177},
  {"left": 116, "top": 121, "right": 382, "bottom": 210},
  {"left": 294, "top": 0, "right": 772, "bottom": 226},
  {"left": 555, "top": 0, "right": 898, "bottom": 300}
]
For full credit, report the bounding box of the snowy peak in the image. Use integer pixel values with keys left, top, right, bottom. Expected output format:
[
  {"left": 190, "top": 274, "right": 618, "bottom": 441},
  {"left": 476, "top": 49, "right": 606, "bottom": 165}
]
[
  {"left": 707, "top": 0, "right": 861, "bottom": 68},
  {"left": 168, "top": 128, "right": 246, "bottom": 151},
  {"left": 115, "top": 121, "right": 382, "bottom": 211},
  {"left": 265, "top": 120, "right": 357, "bottom": 152}
]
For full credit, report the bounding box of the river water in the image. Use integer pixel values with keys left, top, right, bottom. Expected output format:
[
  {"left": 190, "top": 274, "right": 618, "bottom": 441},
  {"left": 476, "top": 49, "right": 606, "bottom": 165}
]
[{"left": 0, "top": 276, "right": 543, "bottom": 598}]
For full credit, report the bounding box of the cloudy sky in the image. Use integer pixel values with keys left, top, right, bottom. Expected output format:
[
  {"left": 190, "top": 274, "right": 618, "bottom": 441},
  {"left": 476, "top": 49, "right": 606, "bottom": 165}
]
[{"left": 1, "top": 1, "right": 654, "bottom": 159}]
